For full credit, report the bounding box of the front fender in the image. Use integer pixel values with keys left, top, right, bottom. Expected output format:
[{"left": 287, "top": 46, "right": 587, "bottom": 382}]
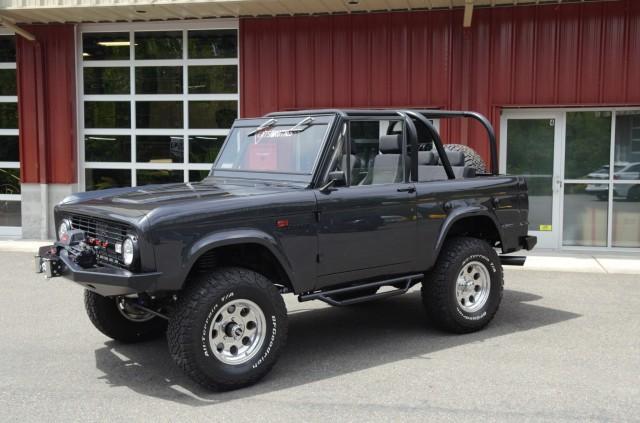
[
  {"left": 180, "top": 228, "right": 296, "bottom": 289},
  {"left": 434, "top": 205, "right": 502, "bottom": 257}
]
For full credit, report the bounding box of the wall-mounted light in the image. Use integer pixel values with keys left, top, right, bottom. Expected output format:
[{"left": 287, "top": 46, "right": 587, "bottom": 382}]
[{"left": 97, "top": 41, "right": 130, "bottom": 47}]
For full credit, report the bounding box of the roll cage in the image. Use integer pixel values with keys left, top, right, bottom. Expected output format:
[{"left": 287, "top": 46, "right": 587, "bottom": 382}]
[{"left": 265, "top": 109, "right": 498, "bottom": 187}]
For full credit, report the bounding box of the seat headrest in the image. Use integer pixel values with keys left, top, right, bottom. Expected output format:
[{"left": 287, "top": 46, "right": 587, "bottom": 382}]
[
  {"left": 379, "top": 135, "right": 402, "bottom": 154},
  {"left": 417, "top": 151, "right": 436, "bottom": 165},
  {"left": 438, "top": 151, "right": 465, "bottom": 166}
]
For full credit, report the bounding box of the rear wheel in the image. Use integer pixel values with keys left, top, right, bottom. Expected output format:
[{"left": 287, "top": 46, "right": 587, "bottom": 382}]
[
  {"left": 167, "top": 267, "right": 288, "bottom": 391},
  {"left": 84, "top": 290, "right": 167, "bottom": 343},
  {"left": 421, "top": 237, "right": 503, "bottom": 333}
]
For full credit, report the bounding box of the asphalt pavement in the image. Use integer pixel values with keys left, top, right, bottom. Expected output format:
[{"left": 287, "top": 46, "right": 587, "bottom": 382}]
[{"left": 1, "top": 251, "right": 639, "bottom": 422}]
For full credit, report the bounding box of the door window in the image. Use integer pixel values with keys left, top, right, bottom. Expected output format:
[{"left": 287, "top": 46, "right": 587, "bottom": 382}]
[{"left": 343, "top": 120, "right": 406, "bottom": 186}]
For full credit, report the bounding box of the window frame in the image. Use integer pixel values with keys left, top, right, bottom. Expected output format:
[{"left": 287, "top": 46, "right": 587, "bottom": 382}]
[
  {"left": 77, "top": 19, "right": 240, "bottom": 190},
  {"left": 328, "top": 116, "right": 408, "bottom": 188},
  {"left": 0, "top": 31, "right": 21, "bottom": 235}
]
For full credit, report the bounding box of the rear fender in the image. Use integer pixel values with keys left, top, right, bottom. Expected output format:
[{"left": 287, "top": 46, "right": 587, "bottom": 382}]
[{"left": 434, "top": 206, "right": 502, "bottom": 258}]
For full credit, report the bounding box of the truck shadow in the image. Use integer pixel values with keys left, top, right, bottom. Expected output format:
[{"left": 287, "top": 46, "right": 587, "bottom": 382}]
[{"left": 94, "top": 289, "right": 580, "bottom": 406}]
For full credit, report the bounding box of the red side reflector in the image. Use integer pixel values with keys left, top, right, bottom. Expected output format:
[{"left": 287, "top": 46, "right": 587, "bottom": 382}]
[{"left": 276, "top": 219, "right": 289, "bottom": 229}]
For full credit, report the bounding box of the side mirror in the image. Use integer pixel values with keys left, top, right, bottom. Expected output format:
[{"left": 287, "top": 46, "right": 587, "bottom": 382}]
[
  {"left": 319, "top": 170, "right": 346, "bottom": 193},
  {"left": 328, "top": 170, "right": 346, "bottom": 185}
]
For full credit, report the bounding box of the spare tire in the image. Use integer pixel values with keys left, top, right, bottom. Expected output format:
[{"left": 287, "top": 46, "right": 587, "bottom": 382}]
[{"left": 444, "top": 144, "right": 487, "bottom": 173}]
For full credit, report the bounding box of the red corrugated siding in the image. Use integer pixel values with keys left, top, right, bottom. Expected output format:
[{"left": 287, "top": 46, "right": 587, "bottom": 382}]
[
  {"left": 16, "top": 25, "right": 76, "bottom": 184},
  {"left": 240, "top": 0, "right": 640, "bottom": 164}
]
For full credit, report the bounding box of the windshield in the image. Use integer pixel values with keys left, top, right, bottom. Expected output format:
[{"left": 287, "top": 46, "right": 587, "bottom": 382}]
[{"left": 213, "top": 117, "right": 332, "bottom": 181}]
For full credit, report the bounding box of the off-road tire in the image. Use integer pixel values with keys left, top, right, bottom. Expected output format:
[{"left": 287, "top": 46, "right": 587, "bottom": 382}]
[
  {"left": 84, "top": 290, "right": 167, "bottom": 343},
  {"left": 421, "top": 237, "right": 503, "bottom": 333},
  {"left": 167, "top": 267, "right": 288, "bottom": 391},
  {"left": 444, "top": 144, "right": 487, "bottom": 173}
]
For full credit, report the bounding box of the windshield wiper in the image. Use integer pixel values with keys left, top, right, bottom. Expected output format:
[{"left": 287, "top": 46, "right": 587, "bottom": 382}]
[
  {"left": 248, "top": 118, "right": 277, "bottom": 136},
  {"left": 288, "top": 116, "right": 314, "bottom": 133}
]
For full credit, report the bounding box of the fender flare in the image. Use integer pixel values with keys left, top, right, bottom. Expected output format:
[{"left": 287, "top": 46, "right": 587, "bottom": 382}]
[
  {"left": 180, "top": 228, "right": 296, "bottom": 290},
  {"left": 434, "top": 206, "right": 503, "bottom": 257}
]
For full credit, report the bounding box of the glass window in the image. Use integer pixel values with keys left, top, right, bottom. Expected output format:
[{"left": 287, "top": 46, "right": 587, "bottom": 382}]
[
  {"left": 135, "top": 67, "right": 183, "bottom": 94},
  {"left": 0, "top": 201, "right": 21, "bottom": 226},
  {"left": 565, "top": 111, "right": 612, "bottom": 179},
  {"left": 83, "top": 32, "right": 130, "bottom": 61},
  {"left": 85, "top": 169, "right": 132, "bottom": 191},
  {"left": 563, "top": 183, "right": 608, "bottom": 247},
  {"left": 188, "top": 29, "right": 237, "bottom": 59},
  {"left": 348, "top": 120, "right": 406, "bottom": 185},
  {"left": 137, "top": 136, "right": 183, "bottom": 163},
  {"left": 84, "top": 102, "right": 131, "bottom": 128},
  {"left": 215, "top": 122, "right": 330, "bottom": 175},
  {"left": 189, "top": 170, "right": 210, "bottom": 182},
  {"left": 83, "top": 67, "right": 130, "bottom": 94},
  {"left": 614, "top": 111, "right": 640, "bottom": 180},
  {"left": 85, "top": 136, "right": 131, "bottom": 162},
  {"left": 188, "top": 65, "right": 237, "bottom": 94},
  {"left": 507, "top": 119, "right": 555, "bottom": 231},
  {"left": 136, "top": 101, "right": 183, "bottom": 129},
  {"left": 0, "top": 168, "right": 19, "bottom": 194},
  {"left": 136, "top": 170, "right": 183, "bottom": 186},
  {"left": 0, "top": 136, "right": 19, "bottom": 162},
  {"left": 0, "top": 35, "right": 16, "bottom": 62},
  {"left": 0, "top": 103, "right": 18, "bottom": 129},
  {"left": 135, "top": 31, "right": 182, "bottom": 60},
  {"left": 188, "top": 101, "right": 237, "bottom": 129},
  {"left": 612, "top": 183, "right": 640, "bottom": 248},
  {"left": 189, "top": 135, "right": 225, "bottom": 163},
  {"left": 0, "top": 69, "right": 16, "bottom": 96}
]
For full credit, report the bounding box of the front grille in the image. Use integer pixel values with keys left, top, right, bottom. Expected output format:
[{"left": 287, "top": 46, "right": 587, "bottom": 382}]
[{"left": 69, "top": 214, "right": 132, "bottom": 268}]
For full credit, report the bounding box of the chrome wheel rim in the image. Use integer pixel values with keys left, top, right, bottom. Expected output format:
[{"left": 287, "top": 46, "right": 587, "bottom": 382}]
[
  {"left": 456, "top": 261, "right": 491, "bottom": 313},
  {"left": 117, "top": 298, "right": 155, "bottom": 322},
  {"left": 209, "top": 299, "right": 266, "bottom": 366}
]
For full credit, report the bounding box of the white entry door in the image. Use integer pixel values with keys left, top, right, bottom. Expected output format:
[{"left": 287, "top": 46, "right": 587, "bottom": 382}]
[{"left": 500, "top": 111, "right": 564, "bottom": 249}]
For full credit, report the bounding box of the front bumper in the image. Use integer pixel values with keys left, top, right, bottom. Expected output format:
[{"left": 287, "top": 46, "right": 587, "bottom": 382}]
[{"left": 35, "top": 245, "right": 161, "bottom": 296}]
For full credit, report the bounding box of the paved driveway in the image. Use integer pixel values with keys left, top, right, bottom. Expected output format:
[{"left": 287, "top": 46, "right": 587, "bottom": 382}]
[{"left": 1, "top": 251, "right": 638, "bottom": 422}]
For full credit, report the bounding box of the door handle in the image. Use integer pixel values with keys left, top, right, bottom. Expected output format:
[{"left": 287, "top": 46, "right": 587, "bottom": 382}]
[{"left": 397, "top": 186, "right": 416, "bottom": 193}]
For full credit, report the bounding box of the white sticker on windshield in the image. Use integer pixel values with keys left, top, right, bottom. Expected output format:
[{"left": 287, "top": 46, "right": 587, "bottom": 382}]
[
  {"left": 258, "top": 129, "right": 295, "bottom": 138},
  {"left": 220, "top": 163, "right": 233, "bottom": 169}
]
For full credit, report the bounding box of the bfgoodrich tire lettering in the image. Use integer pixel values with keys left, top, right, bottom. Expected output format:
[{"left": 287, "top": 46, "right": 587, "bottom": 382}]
[
  {"left": 167, "top": 267, "right": 288, "bottom": 391},
  {"left": 421, "top": 237, "right": 503, "bottom": 333}
]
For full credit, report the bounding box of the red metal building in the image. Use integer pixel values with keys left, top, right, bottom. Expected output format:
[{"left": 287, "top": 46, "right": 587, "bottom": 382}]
[{"left": 0, "top": 0, "right": 638, "bottom": 250}]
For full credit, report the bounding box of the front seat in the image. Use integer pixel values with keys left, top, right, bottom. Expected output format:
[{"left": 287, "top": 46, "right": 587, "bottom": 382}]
[{"left": 370, "top": 134, "right": 407, "bottom": 184}]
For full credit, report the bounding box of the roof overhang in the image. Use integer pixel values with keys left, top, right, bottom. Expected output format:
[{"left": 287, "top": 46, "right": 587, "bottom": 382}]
[{"left": 0, "top": 0, "right": 618, "bottom": 25}]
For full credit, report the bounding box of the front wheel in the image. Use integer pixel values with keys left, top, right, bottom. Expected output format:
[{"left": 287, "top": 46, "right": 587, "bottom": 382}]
[
  {"left": 84, "top": 290, "right": 167, "bottom": 343},
  {"left": 167, "top": 267, "right": 288, "bottom": 391},
  {"left": 421, "top": 237, "right": 503, "bottom": 333}
]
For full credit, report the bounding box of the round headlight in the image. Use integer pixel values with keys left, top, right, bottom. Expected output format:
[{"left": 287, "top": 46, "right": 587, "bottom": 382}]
[
  {"left": 122, "top": 237, "right": 135, "bottom": 266},
  {"left": 58, "top": 219, "right": 71, "bottom": 240}
]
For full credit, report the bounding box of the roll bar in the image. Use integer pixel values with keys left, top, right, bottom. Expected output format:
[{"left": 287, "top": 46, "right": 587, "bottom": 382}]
[{"left": 264, "top": 109, "right": 499, "bottom": 176}]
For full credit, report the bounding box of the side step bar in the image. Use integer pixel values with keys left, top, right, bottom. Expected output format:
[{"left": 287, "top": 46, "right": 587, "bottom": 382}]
[
  {"left": 298, "top": 274, "right": 423, "bottom": 307},
  {"left": 499, "top": 255, "right": 526, "bottom": 266}
]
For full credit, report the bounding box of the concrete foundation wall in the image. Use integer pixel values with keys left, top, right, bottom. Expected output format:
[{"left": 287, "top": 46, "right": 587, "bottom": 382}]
[{"left": 20, "top": 183, "right": 77, "bottom": 239}]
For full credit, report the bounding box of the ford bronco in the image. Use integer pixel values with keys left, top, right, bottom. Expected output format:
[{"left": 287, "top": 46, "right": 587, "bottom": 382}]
[{"left": 36, "top": 109, "right": 536, "bottom": 391}]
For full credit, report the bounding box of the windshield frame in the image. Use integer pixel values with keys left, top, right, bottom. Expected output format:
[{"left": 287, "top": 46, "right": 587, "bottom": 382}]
[{"left": 211, "top": 114, "right": 337, "bottom": 184}]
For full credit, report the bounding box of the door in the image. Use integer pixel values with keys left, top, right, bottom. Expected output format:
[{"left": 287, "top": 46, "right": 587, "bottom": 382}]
[
  {"left": 315, "top": 118, "right": 418, "bottom": 288},
  {"left": 500, "top": 112, "right": 564, "bottom": 248}
]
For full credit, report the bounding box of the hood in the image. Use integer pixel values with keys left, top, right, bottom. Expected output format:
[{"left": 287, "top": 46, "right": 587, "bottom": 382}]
[{"left": 56, "top": 178, "right": 306, "bottom": 224}]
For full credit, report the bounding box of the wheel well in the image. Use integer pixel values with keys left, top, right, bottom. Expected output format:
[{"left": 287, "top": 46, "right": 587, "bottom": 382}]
[
  {"left": 186, "top": 243, "right": 293, "bottom": 291},
  {"left": 445, "top": 216, "right": 501, "bottom": 248}
]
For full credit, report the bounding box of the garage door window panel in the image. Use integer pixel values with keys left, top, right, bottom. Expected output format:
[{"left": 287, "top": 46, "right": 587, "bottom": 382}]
[{"left": 80, "top": 24, "right": 239, "bottom": 191}]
